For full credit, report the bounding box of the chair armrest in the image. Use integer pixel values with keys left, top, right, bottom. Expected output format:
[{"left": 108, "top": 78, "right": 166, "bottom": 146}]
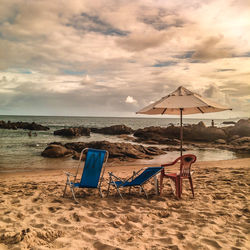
[{"left": 161, "top": 162, "right": 175, "bottom": 167}]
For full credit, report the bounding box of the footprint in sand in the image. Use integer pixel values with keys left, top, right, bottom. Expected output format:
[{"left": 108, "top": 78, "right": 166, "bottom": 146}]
[
  {"left": 31, "top": 223, "right": 44, "bottom": 229},
  {"left": 11, "top": 198, "right": 20, "bottom": 204},
  {"left": 36, "top": 228, "right": 63, "bottom": 243},
  {"left": 0, "top": 217, "right": 13, "bottom": 223},
  {"left": 27, "top": 208, "right": 36, "bottom": 215},
  {"left": 82, "top": 227, "right": 97, "bottom": 235},
  {"left": 109, "top": 220, "right": 122, "bottom": 228},
  {"left": 156, "top": 210, "right": 170, "bottom": 218},
  {"left": 93, "top": 240, "right": 121, "bottom": 250},
  {"left": 57, "top": 217, "right": 71, "bottom": 224},
  {"left": 155, "top": 228, "right": 168, "bottom": 237},
  {"left": 51, "top": 198, "right": 63, "bottom": 203},
  {"left": 126, "top": 214, "right": 141, "bottom": 223},
  {"left": 48, "top": 206, "right": 62, "bottom": 213},
  {"left": 16, "top": 212, "right": 25, "bottom": 220},
  {"left": 201, "top": 238, "right": 222, "bottom": 248},
  {"left": 96, "top": 211, "right": 117, "bottom": 219},
  {"left": 72, "top": 212, "right": 81, "bottom": 222}
]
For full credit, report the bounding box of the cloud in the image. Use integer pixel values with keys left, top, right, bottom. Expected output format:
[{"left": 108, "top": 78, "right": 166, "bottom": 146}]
[
  {"left": 0, "top": 0, "right": 249, "bottom": 117},
  {"left": 201, "top": 84, "right": 230, "bottom": 106},
  {"left": 67, "top": 13, "right": 129, "bottom": 36},
  {"left": 116, "top": 30, "right": 168, "bottom": 51},
  {"left": 192, "top": 36, "right": 234, "bottom": 61},
  {"left": 125, "top": 96, "right": 137, "bottom": 104}
]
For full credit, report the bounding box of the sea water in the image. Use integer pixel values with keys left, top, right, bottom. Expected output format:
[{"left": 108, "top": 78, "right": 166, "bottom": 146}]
[{"left": 0, "top": 115, "right": 247, "bottom": 172}]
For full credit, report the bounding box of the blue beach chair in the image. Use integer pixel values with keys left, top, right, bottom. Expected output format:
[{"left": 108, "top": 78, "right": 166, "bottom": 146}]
[
  {"left": 107, "top": 167, "right": 163, "bottom": 199},
  {"left": 63, "top": 148, "right": 109, "bottom": 203}
]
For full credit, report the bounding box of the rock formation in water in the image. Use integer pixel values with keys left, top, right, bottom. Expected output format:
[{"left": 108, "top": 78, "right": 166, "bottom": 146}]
[
  {"left": 41, "top": 119, "right": 250, "bottom": 158},
  {"left": 0, "top": 120, "right": 49, "bottom": 131},
  {"left": 41, "top": 143, "right": 74, "bottom": 158},
  {"left": 54, "top": 127, "right": 90, "bottom": 137},
  {"left": 41, "top": 141, "right": 167, "bottom": 161},
  {"left": 90, "top": 124, "right": 134, "bottom": 135},
  {"left": 132, "top": 119, "right": 250, "bottom": 153}
]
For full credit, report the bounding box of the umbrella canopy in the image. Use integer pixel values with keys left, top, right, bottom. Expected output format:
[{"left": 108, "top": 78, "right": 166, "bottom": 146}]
[
  {"left": 137, "top": 86, "right": 231, "bottom": 156},
  {"left": 137, "top": 86, "right": 231, "bottom": 115}
]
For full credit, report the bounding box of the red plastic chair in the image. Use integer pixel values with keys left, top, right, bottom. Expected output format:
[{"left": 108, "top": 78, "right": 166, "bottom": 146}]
[{"left": 159, "top": 154, "right": 197, "bottom": 199}]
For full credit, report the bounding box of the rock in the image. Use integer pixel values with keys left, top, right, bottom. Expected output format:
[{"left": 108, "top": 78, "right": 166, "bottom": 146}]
[
  {"left": 222, "top": 121, "right": 236, "bottom": 125},
  {"left": 232, "top": 145, "right": 250, "bottom": 153},
  {"left": 229, "top": 135, "right": 240, "bottom": 141},
  {"left": 91, "top": 125, "right": 134, "bottom": 135},
  {"left": 0, "top": 120, "right": 49, "bottom": 131},
  {"left": 215, "top": 139, "right": 226, "bottom": 144},
  {"left": 54, "top": 127, "right": 90, "bottom": 137},
  {"left": 117, "top": 134, "right": 136, "bottom": 141},
  {"left": 63, "top": 141, "right": 167, "bottom": 160},
  {"left": 134, "top": 126, "right": 180, "bottom": 143},
  {"left": 197, "top": 121, "right": 206, "bottom": 128},
  {"left": 185, "top": 125, "right": 227, "bottom": 142},
  {"left": 230, "top": 137, "right": 250, "bottom": 145},
  {"left": 41, "top": 144, "right": 74, "bottom": 158},
  {"left": 133, "top": 122, "right": 227, "bottom": 144},
  {"left": 224, "top": 118, "right": 250, "bottom": 137}
]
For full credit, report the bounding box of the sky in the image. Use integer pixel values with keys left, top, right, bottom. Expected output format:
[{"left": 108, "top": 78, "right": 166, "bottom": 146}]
[{"left": 0, "top": 0, "right": 250, "bottom": 118}]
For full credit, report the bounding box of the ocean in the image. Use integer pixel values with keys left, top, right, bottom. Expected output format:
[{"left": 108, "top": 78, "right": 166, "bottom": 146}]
[{"left": 0, "top": 115, "right": 247, "bottom": 173}]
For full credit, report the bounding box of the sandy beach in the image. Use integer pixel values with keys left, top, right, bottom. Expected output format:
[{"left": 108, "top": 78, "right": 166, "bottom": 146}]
[{"left": 0, "top": 158, "right": 249, "bottom": 250}]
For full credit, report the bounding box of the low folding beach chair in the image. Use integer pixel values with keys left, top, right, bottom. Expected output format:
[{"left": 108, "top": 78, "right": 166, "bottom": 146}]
[
  {"left": 107, "top": 167, "right": 163, "bottom": 199},
  {"left": 63, "top": 148, "right": 109, "bottom": 203}
]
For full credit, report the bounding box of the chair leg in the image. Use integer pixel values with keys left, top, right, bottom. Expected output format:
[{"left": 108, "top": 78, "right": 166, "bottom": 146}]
[
  {"left": 115, "top": 186, "right": 123, "bottom": 199},
  {"left": 154, "top": 175, "right": 159, "bottom": 195},
  {"left": 108, "top": 175, "right": 123, "bottom": 199},
  {"left": 175, "top": 177, "right": 181, "bottom": 199},
  {"left": 63, "top": 182, "right": 68, "bottom": 197},
  {"left": 159, "top": 173, "right": 164, "bottom": 195},
  {"left": 63, "top": 176, "right": 71, "bottom": 197},
  {"left": 99, "top": 187, "right": 103, "bottom": 198},
  {"left": 189, "top": 176, "right": 194, "bottom": 197},
  {"left": 70, "top": 184, "right": 78, "bottom": 203},
  {"left": 107, "top": 176, "right": 111, "bottom": 197},
  {"left": 179, "top": 178, "right": 183, "bottom": 199},
  {"left": 140, "top": 186, "right": 148, "bottom": 199}
]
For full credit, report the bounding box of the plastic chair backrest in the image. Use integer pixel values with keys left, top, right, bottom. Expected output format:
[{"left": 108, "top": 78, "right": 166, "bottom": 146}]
[
  {"left": 180, "top": 154, "right": 196, "bottom": 177},
  {"left": 79, "top": 149, "right": 107, "bottom": 188},
  {"left": 128, "top": 167, "right": 163, "bottom": 186}
]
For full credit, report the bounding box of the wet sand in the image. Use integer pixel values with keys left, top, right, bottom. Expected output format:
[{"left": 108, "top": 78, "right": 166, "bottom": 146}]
[{"left": 0, "top": 158, "right": 249, "bottom": 249}]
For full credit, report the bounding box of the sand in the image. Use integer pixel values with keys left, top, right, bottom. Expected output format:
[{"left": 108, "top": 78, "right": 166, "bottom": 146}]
[{"left": 0, "top": 158, "right": 249, "bottom": 250}]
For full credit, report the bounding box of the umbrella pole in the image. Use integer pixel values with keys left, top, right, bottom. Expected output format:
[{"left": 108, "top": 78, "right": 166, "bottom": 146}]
[{"left": 180, "top": 108, "right": 183, "bottom": 157}]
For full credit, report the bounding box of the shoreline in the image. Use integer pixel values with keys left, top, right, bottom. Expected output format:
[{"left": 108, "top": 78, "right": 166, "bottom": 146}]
[
  {"left": 1, "top": 149, "right": 250, "bottom": 174},
  {"left": 0, "top": 158, "right": 249, "bottom": 249},
  {"left": 0, "top": 157, "right": 249, "bottom": 176}
]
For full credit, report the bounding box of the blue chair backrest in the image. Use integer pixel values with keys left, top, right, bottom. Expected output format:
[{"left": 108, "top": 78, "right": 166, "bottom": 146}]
[
  {"left": 79, "top": 149, "right": 107, "bottom": 188},
  {"left": 128, "top": 167, "right": 162, "bottom": 186}
]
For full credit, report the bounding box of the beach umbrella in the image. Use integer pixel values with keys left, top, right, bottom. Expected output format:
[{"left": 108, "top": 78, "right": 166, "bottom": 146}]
[{"left": 136, "top": 86, "right": 231, "bottom": 156}]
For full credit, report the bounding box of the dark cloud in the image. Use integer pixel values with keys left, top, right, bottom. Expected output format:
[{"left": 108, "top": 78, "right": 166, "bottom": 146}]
[
  {"left": 67, "top": 13, "right": 129, "bottom": 36},
  {"left": 192, "top": 36, "right": 234, "bottom": 61},
  {"left": 174, "top": 51, "right": 195, "bottom": 59},
  {"left": 152, "top": 61, "right": 178, "bottom": 67},
  {"left": 233, "top": 51, "right": 250, "bottom": 58},
  {"left": 140, "top": 9, "right": 185, "bottom": 31},
  {"left": 216, "top": 68, "right": 236, "bottom": 72}
]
